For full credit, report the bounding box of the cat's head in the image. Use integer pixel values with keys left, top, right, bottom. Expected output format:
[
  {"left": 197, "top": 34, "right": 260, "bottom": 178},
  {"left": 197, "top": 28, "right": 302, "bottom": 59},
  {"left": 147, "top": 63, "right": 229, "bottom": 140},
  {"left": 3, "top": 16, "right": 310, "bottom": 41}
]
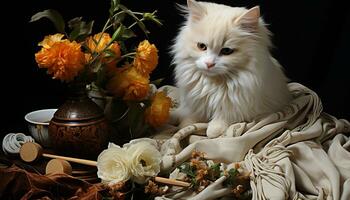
[{"left": 173, "top": 0, "right": 271, "bottom": 77}]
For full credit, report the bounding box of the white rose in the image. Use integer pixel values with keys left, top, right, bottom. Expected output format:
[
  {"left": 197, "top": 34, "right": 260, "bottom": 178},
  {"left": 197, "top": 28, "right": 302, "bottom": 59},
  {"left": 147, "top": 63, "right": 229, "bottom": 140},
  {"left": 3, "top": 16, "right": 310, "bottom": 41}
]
[
  {"left": 97, "top": 145, "right": 131, "bottom": 185},
  {"left": 124, "top": 140, "right": 161, "bottom": 184}
]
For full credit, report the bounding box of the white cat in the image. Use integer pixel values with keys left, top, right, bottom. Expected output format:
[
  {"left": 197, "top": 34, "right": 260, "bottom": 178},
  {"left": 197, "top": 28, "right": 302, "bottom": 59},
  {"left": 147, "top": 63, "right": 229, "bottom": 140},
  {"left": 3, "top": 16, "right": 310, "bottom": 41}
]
[{"left": 172, "top": 0, "right": 291, "bottom": 138}]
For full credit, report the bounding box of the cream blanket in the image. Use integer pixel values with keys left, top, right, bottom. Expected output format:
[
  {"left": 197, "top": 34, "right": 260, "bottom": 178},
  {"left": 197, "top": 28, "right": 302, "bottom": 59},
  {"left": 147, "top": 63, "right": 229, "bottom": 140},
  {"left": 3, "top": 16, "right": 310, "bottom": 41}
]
[{"left": 150, "top": 82, "right": 350, "bottom": 200}]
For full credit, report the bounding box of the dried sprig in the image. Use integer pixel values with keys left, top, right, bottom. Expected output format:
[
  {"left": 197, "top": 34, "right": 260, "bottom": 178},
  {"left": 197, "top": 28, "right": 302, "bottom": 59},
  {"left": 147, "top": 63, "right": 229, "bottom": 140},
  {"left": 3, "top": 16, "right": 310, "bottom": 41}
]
[
  {"left": 177, "top": 151, "right": 252, "bottom": 197},
  {"left": 106, "top": 181, "right": 128, "bottom": 200},
  {"left": 144, "top": 180, "right": 168, "bottom": 196}
]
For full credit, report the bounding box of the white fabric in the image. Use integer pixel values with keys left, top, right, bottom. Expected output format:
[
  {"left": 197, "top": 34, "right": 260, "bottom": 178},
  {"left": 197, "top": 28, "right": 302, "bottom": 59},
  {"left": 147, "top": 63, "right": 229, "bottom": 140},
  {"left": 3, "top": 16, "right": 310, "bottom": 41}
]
[{"left": 149, "top": 82, "right": 350, "bottom": 200}]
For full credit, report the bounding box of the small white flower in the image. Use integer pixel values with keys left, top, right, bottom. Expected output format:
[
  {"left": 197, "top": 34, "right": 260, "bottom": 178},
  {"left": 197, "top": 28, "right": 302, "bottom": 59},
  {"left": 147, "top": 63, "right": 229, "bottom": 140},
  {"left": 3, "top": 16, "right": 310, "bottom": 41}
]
[
  {"left": 124, "top": 140, "right": 161, "bottom": 184},
  {"left": 97, "top": 144, "right": 131, "bottom": 185},
  {"left": 206, "top": 160, "right": 215, "bottom": 168},
  {"left": 169, "top": 168, "right": 187, "bottom": 181}
]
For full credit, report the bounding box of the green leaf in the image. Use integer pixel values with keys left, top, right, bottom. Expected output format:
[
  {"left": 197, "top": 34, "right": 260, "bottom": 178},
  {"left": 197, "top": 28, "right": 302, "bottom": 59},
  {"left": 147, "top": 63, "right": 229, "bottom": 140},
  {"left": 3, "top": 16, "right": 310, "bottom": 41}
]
[
  {"left": 68, "top": 17, "right": 94, "bottom": 41},
  {"left": 68, "top": 17, "right": 83, "bottom": 28},
  {"left": 119, "top": 41, "right": 127, "bottom": 54},
  {"left": 104, "top": 49, "right": 117, "bottom": 58},
  {"left": 112, "top": 12, "right": 126, "bottom": 29},
  {"left": 111, "top": 24, "right": 124, "bottom": 42},
  {"left": 109, "top": 0, "right": 120, "bottom": 15},
  {"left": 30, "top": 9, "right": 65, "bottom": 33},
  {"left": 119, "top": 4, "right": 149, "bottom": 35},
  {"left": 109, "top": 24, "right": 135, "bottom": 44},
  {"left": 143, "top": 11, "right": 163, "bottom": 26},
  {"left": 228, "top": 168, "right": 238, "bottom": 177},
  {"left": 95, "top": 66, "right": 105, "bottom": 88},
  {"left": 151, "top": 78, "right": 164, "bottom": 86},
  {"left": 208, "top": 163, "right": 221, "bottom": 180},
  {"left": 127, "top": 102, "right": 149, "bottom": 138},
  {"left": 210, "top": 163, "right": 221, "bottom": 172},
  {"left": 121, "top": 28, "right": 136, "bottom": 40},
  {"left": 178, "top": 162, "right": 196, "bottom": 178},
  {"left": 224, "top": 168, "right": 239, "bottom": 186}
]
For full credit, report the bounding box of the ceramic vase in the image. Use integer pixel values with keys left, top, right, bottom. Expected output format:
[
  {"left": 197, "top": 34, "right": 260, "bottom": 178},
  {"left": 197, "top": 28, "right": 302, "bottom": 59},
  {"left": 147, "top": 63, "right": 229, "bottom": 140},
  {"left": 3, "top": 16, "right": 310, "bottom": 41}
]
[{"left": 48, "top": 83, "right": 110, "bottom": 159}]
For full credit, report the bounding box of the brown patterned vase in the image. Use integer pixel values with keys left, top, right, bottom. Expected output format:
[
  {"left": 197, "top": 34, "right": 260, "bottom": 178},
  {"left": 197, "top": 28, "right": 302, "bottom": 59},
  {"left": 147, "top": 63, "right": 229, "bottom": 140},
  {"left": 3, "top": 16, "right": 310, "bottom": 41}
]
[{"left": 48, "top": 83, "right": 110, "bottom": 159}]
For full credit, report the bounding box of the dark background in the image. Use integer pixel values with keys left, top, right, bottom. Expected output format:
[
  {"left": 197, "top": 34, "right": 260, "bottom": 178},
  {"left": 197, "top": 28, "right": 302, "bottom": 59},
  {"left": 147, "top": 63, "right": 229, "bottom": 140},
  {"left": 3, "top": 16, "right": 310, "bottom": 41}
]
[{"left": 1, "top": 0, "right": 349, "bottom": 139}]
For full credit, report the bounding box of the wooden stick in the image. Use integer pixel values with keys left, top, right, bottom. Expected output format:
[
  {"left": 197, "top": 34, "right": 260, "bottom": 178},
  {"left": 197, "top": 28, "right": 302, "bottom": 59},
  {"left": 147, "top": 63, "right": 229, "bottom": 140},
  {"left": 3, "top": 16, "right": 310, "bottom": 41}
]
[
  {"left": 20, "top": 142, "right": 191, "bottom": 187},
  {"left": 154, "top": 176, "right": 191, "bottom": 187},
  {"left": 43, "top": 153, "right": 191, "bottom": 187},
  {"left": 44, "top": 154, "right": 191, "bottom": 187},
  {"left": 42, "top": 153, "right": 98, "bottom": 167}
]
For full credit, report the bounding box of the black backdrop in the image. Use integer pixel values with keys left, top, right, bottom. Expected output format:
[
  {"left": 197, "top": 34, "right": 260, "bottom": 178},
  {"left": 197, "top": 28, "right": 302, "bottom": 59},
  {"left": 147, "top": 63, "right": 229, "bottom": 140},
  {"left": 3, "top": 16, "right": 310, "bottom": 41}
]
[{"left": 1, "top": 0, "right": 349, "bottom": 139}]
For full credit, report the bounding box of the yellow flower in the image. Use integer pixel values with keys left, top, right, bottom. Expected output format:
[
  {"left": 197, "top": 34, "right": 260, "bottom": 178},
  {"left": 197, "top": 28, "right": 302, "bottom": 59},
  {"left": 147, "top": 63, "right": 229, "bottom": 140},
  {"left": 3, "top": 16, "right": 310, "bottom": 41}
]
[
  {"left": 107, "top": 65, "right": 150, "bottom": 101},
  {"left": 145, "top": 91, "right": 172, "bottom": 127},
  {"left": 133, "top": 40, "right": 158, "bottom": 76},
  {"left": 38, "top": 33, "right": 65, "bottom": 49},
  {"left": 35, "top": 39, "right": 85, "bottom": 82}
]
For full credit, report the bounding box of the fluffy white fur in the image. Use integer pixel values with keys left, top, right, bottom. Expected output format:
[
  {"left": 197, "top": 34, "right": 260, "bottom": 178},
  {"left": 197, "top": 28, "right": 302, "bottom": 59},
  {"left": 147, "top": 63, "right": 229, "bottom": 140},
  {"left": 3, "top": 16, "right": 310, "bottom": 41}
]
[{"left": 172, "top": 0, "right": 291, "bottom": 138}]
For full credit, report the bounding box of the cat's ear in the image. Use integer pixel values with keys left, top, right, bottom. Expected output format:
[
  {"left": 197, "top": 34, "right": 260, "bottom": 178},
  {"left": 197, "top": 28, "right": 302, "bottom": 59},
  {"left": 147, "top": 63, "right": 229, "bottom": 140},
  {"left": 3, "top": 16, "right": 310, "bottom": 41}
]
[
  {"left": 187, "top": 0, "right": 206, "bottom": 22},
  {"left": 234, "top": 6, "right": 260, "bottom": 31}
]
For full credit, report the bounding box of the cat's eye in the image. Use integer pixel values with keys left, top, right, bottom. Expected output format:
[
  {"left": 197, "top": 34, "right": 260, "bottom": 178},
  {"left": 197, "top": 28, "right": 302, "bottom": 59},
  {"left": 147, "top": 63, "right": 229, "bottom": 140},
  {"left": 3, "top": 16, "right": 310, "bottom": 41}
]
[
  {"left": 220, "top": 48, "right": 235, "bottom": 55},
  {"left": 197, "top": 42, "right": 207, "bottom": 51}
]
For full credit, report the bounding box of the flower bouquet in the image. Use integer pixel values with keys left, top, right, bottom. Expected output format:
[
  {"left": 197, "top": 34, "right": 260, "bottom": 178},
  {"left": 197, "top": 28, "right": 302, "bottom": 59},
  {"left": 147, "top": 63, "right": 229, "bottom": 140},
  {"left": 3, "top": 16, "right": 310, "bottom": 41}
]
[{"left": 31, "top": 0, "right": 172, "bottom": 147}]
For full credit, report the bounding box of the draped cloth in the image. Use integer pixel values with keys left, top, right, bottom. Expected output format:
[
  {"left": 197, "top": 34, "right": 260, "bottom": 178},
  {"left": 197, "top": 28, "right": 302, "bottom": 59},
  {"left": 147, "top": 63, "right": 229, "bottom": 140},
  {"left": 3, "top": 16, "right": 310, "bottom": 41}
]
[{"left": 153, "top": 83, "right": 350, "bottom": 200}]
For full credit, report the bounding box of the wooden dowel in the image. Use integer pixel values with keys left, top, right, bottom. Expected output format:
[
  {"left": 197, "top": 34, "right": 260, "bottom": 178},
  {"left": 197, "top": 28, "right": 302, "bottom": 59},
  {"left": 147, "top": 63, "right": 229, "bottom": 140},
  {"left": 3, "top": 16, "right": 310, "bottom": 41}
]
[
  {"left": 20, "top": 142, "right": 191, "bottom": 187},
  {"left": 42, "top": 153, "right": 98, "bottom": 166},
  {"left": 43, "top": 153, "right": 191, "bottom": 187},
  {"left": 154, "top": 176, "right": 191, "bottom": 187}
]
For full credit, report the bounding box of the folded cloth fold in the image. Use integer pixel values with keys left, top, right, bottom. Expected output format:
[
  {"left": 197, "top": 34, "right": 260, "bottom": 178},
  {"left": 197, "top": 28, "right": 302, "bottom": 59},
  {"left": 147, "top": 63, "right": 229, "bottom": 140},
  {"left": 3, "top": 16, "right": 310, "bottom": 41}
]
[{"left": 152, "top": 82, "right": 350, "bottom": 200}]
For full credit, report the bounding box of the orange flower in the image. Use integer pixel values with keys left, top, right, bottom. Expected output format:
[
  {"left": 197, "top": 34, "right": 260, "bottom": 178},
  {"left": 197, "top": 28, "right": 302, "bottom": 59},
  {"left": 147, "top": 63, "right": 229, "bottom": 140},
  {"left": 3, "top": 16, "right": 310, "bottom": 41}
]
[
  {"left": 86, "top": 33, "right": 111, "bottom": 52},
  {"left": 85, "top": 32, "right": 121, "bottom": 76},
  {"left": 133, "top": 40, "right": 158, "bottom": 76},
  {"left": 38, "top": 33, "right": 65, "bottom": 49},
  {"left": 107, "top": 65, "right": 150, "bottom": 101},
  {"left": 35, "top": 39, "right": 85, "bottom": 82},
  {"left": 86, "top": 32, "right": 121, "bottom": 56},
  {"left": 105, "top": 41, "right": 122, "bottom": 76},
  {"left": 145, "top": 92, "right": 172, "bottom": 127}
]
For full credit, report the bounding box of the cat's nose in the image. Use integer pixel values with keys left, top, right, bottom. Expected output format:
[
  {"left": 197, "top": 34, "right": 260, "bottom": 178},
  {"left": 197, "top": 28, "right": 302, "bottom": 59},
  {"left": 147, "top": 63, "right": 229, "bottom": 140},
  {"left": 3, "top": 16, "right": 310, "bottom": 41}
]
[{"left": 205, "top": 62, "right": 215, "bottom": 69}]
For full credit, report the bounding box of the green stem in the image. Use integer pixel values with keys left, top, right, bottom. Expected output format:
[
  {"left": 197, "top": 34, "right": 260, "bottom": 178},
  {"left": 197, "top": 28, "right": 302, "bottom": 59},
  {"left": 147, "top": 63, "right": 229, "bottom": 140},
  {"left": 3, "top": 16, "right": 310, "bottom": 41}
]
[
  {"left": 102, "top": 18, "right": 111, "bottom": 33},
  {"left": 132, "top": 11, "right": 144, "bottom": 15},
  {"left": 95, "top": 11, "right": 127, "bottom": 54},
  {"left": 128, "top": 18, "right": 145, "bottom": 29},
  {"left": 110, "top": 11, "right": 125, "bottom": 22},
  {"left": 94, "top": 11, "right": 125, "bottom": 52},
  {"left": 121, "top": 52, "right": 136, "bottom": 58},
  {"left": 88, "top": 18, "right": 111, "bottom": 62},
  {"left": 106, "top": 24, "right": 113, "bottom": 30}
]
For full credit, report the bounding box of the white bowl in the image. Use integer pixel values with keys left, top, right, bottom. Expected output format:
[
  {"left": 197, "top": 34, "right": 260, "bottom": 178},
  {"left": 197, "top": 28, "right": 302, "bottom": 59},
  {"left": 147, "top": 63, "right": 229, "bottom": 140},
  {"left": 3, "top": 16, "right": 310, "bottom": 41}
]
[{"left": 24, "top": 109, "right": 57, "bottom": 147}]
